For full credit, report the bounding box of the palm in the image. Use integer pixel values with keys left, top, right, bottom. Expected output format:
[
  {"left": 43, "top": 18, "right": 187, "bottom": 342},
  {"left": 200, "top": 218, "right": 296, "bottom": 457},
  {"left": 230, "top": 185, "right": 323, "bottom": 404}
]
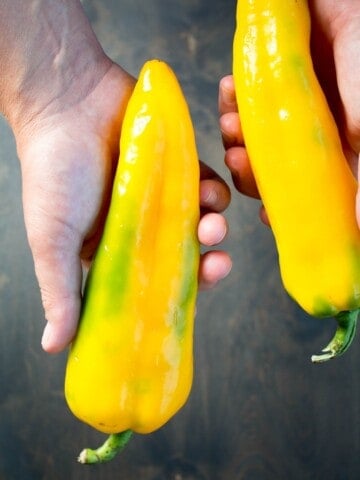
[
  {"left": 310, "top": 1, "right": 360, "bottom": 165},
  {"left": 18, "top": 62, "right": 231, "bottom": 352}
]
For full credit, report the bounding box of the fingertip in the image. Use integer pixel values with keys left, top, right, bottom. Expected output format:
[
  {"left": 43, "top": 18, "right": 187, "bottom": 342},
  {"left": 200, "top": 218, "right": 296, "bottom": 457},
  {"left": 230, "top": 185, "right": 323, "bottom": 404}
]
[
  {"left": 259, "top": 205, "right": 270, "bottom": 226},
  {"left": 41, "top": 299, "right": 80, "bottom": 353},
  {"left": 200, "top": 178, "right": 231, "bottom": 213},
  {"left": 220, "top": 111, "right": 243, "bottom": 148},
  {"left": 41, "top": 324, "right": 75, "bottom": 354},
  {"left": 225, "top": 146, "right": 260, "bottom": 198},
  {"left": 198, "top": 212, "right": 228, "bottom": 246},
  {"left": 218, "top": 75, "right": 237, "bottom": 115},
  {"left": 219, "top": 75, "right": 235, "bottom": 99},
  {"left": 41, "top": 323, "right": 62, "bottom": 354},
  {"left": 199, "top": 250, "right": 232, "bottom": 290}
]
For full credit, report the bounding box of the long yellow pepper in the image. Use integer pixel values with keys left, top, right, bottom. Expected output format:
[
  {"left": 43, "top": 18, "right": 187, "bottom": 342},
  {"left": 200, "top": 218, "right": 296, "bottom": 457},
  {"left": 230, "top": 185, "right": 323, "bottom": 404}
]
[
  {"left": 233, "top": 0, "right": 360, "bottom": 361},
  {"left": 65, "top": 59, "right": 200, "bottom": 463}
]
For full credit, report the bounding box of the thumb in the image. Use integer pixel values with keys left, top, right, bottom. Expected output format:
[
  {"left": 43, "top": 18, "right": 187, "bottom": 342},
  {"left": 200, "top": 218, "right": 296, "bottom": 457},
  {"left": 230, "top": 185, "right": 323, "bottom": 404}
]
[
  {"left": 20, "top": 153, "right": 84, "bottom": 353},
  {"left": 26, "top": 214, "right": 83, "bottom": 353}
]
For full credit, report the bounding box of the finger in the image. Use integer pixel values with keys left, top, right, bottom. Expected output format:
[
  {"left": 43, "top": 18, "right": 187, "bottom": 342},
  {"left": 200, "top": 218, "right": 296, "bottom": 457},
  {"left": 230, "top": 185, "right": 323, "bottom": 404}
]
[
  {"left": 200, "top": 177, "right": 231, "bottom": 213},
  {"left": 199, "top": 160, "right": 223, "bottom": 180},
  {"left": 259, "top": 204, "right": 270, "bottom": 226},
  {"left": 198, "top": 250, "right": 232, "bottom": 290},
  {"left": 218, "top": 75, "right": 238, "bottom": 115},
  {"left": 37, "top": 243, "right": 82, "bottom": 353},
  {"left": 25, "top": 213, "right": 83, "bottom": 353},
  {"left": 198, "top": 212, "right": 228, "bottom": 246},
  {"left": 199, "top": 161, "right": 231, "bottom": 212},
  {"left": 219, "top": 111, "right": 243, "bottom": 149},
  {"left": 224, "top": 146, "right": 260, "bottom": 198}
]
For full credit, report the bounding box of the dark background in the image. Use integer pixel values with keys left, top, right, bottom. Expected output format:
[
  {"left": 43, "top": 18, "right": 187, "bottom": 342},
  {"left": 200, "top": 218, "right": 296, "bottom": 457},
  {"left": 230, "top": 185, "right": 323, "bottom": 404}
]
[{"left": 1, "top": 1, "right": 360, "bottom": 479}]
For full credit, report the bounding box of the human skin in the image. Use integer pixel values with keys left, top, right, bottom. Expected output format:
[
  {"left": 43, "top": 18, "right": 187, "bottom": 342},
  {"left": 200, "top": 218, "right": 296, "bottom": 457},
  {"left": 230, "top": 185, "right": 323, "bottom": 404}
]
[
  {"left": 219, "top": 1, "right": 360, "bottom": 226},
  {"left": 0, "top": 0, "right": 232, "bottom": 353}
]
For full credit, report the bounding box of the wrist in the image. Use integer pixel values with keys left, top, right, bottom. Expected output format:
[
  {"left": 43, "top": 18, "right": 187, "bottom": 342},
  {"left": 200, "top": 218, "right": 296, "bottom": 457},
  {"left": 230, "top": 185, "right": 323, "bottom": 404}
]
[{"left": 0, "top": 0, "right": 112, "bottom": 135}]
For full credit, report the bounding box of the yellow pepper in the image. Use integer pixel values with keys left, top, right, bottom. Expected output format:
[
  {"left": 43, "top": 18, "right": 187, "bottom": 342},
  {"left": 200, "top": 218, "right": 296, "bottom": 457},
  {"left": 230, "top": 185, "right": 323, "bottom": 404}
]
[
  {"left": 233, "top": 0, "right": 360, "bottom": 362},
  {"left": 64, "top": 59, "right": 200, "bottom": 463}
]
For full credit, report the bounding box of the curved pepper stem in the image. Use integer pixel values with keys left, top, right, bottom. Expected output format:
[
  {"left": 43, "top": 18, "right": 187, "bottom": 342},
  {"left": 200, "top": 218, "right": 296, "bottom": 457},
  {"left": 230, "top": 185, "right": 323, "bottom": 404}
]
[
  {"left": 78, "top": 430, "right": 133, "bottom": 464},
  {"left": 311, "top": 310, "right": 359, "bottom": 363}
]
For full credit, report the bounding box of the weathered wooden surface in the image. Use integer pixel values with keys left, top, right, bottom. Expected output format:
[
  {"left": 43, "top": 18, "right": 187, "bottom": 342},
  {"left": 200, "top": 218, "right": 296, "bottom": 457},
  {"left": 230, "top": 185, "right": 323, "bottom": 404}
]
[{"left": 1, "top": 1, "right": 360, "bottom": 478}]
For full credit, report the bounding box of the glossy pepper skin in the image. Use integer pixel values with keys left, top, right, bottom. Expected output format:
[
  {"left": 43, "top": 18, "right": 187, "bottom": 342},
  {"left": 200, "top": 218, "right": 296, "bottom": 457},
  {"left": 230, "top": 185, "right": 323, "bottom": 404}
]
[
  {"left": 65, "top": 59, "right": 200, "bottom": 463},
  {"left": 233, "top": 0, "right": 360, "bottom": 362}
]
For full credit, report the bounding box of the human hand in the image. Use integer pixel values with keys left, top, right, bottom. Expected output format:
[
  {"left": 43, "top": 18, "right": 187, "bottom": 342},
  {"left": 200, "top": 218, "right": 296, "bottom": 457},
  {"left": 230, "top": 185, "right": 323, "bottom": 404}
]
[
  {"left": 15, "top": 63, "right": 231, "bottom": 354},
  {"left": 1, "top": 0, "right": 231, "bottom": 354},
  {"left": 218, "top": 74, "right": 268, "bottom": 224},
  {"left": 219, "top": 1, "right": 360, "bottom": 224}
]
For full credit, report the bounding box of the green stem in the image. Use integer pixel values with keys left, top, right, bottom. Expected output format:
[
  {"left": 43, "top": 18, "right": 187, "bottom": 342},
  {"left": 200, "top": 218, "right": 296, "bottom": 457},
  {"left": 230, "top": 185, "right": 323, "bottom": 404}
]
[
  {"left": 77, "top": 430, "right": 133, "bottom": 464},
  {"left": 311, "top": 309, "right": 359, "bottom": 363}
]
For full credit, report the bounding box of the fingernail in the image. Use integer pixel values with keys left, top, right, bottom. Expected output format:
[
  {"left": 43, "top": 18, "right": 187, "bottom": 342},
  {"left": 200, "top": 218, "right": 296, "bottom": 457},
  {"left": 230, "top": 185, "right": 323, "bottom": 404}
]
[
  {"left": 41, "top": 323, "right": 52, "bottom": 351},
  {"left": 200, "top": 183, "right": 218, "bottom": 207},
  {"left": 221, "top": 87, "right": 234, "bottom": 105}
]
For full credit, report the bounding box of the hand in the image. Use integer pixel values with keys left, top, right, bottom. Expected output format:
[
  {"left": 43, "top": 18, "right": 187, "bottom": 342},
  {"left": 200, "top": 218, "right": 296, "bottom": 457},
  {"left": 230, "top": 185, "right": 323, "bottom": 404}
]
[
  {"left": 16, "top": 62, "right": 231, "bottom": 354},
  {"left": 218, "top": 74, "right": 268, "bottom": 224},
  {"left": 219, "top": 1, "right": 360, "bottom": 225},
  {"left": 1, "top": 0, "right": 231, "bottom": 354}
]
